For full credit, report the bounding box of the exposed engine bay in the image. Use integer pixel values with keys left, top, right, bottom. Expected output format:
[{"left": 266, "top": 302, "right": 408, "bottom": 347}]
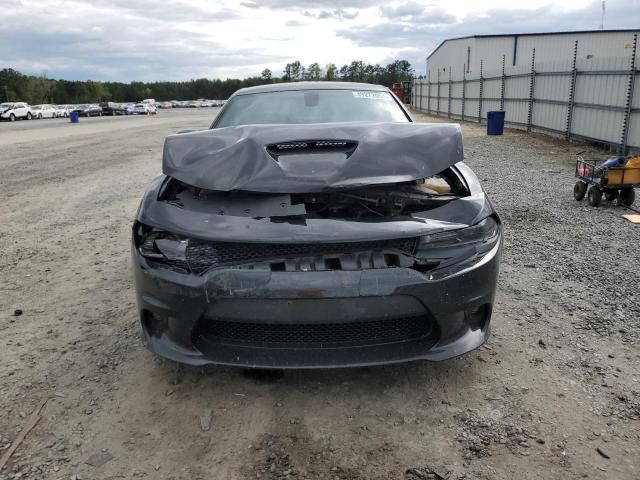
[{"left": 158, "top": 169, "right": 468, "bottom": 219}]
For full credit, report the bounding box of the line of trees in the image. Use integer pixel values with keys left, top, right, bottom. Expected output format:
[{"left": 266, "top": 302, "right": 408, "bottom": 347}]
[{"left": 0, "top": 59, "right": 414, "bottom": 105}]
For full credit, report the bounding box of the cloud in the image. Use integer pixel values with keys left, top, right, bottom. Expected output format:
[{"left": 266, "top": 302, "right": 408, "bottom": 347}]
[
  {"left": 0, "top": 0, "right": 284, "bottom": 81},
  {"left": 339, "top": 1, "right": 640, "bottom": 50},
  {"left": 80, "top": 0, "right": 241, "bottom": 23},
  {"left": 302, "top": 8, "right": 359, "bottom": 20},
  {"left": 285, "top": 19, "right": 307, "bottom": 26},
  {"left": 236, "top": 0, "right": 374, "bottom": 8},
  {"left": 380, "top": 2, "right": 428, "bottom": 20},
  {"left": 379, "top": 4, "right": 455, "bottom": 23},
  {"left": 1, "top": 0, "right": 638, "bottom": 81}
]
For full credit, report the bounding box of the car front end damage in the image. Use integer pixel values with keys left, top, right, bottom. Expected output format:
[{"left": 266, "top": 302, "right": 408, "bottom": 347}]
[{"left": 132, "top": 122, "right": 502, "bottom": 368}]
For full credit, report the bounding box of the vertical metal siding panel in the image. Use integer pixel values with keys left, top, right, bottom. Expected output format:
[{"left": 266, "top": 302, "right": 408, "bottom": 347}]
[
  {"left": 532, "top": 59, "right": 571, "bottom": 133},
  {"left": 451, "top": 99, "right": 462, "bottom": 117},
  {"left": 632, "top": 65, "right": 640, "bottom": 110},
  {"left": 440, "top": 81, "right": 449, "bottom": 108},
  {"left": 627, "top": 112, "right": 640, "bottom": 148},
  {"left": 481, "top": 76, "right": 500, "bottom": 119},
  {"left": 450, "top": 79, "right": 463, "bottom": 117},
  {"left": 571, "top": 107, "right": 623, "bottom": 143},
  {"left": 502, "top": 63, "right": 530, "bottom": 127},
  {"left": 466, "top": 80, "right": 480, "bottom": 98},
  {"left": 571, "top": 57, "right": 627, "bottom": 143},
  {"left": 413, "top": 80, "right": 417, "bottom": 110},
  {"left": 515, "top": 32, "right": 640, "bottom": 65},
  {"left": 631, "top": 73, "right": 640, "bottom": 146},
  {"left": 575, "top": 57, "right": 626, "bottom": 106},
  {"left": 465, "top": 74, "right": 480, "bottom": 122},
  {"left": 428, "top": 39, "right": 473, "bottom": 77},
  {"left": 474, "top": 37, "right": 514, "bottom": 72}
]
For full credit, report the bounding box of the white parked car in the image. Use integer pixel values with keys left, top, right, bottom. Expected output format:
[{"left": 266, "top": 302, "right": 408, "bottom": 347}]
[
  {"left": 53, "top": 105, "right": 69, "bottom": 117},
  {"left": 31, "top": 104, "right": 57, "bottom": 119},
  {"left": 0, "top": 102, "right": 33, "bottom": 121},
  {"left": 134, "top": 103, "right": 156, "bottom": 115}
]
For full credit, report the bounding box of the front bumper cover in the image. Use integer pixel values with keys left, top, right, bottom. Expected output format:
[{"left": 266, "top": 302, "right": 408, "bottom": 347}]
[{"left": 132, "top": 237, "right": 500, "bottom": 369}]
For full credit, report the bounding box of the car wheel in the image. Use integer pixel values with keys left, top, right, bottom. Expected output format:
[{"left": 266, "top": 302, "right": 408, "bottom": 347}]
[
  {"left": 603, "top": 189, "right": 618, "bottom": 202},
  {"left": 587, "top": 186, "right": 602, "bottom": 207},
  {"left": 619, "top": 188, "right": 635, "bottom": 207},
  {"left": 9, "top": 113, "right": 16, "bottom": 122},
  {"left": 573, "top": 181, "right": 587, "bottom": 201},
  {"left": 26, "top": 112, "right": 32, "bottom": 120},
  {"left": 38, "top": 113, "right": 42, "bottom": 119}
]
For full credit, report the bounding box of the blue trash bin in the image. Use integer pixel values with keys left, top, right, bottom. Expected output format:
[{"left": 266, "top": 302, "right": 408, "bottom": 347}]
[
  {"left": 487, "top": 111, "right": 505, "bottom": 135},
  {"left": 69, "top": 111, "right": 79, "bottom": 124}
]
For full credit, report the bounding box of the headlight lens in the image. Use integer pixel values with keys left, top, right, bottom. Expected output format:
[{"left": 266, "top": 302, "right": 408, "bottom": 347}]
[
  {"left": 419, "top": 217, "right": 499, "bottom": 249},
  {"left": 134, "top": 224, "right": 188, "bottom": 264}
]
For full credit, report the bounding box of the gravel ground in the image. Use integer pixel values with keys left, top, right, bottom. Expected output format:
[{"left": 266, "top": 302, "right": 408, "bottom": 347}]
[{"left": 0, "top": 109, "right": 639, "bottom": 480}]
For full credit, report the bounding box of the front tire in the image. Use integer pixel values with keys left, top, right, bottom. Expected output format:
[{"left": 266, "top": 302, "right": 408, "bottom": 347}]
[
  {"left": 26, "top": 112, "right": 32, "bottom": 120},
  {"left": 573, "top": 181, "right": 587, "bottom": 201},
  {"left": 9, "top": 113, "right": 16, "bottom": 122},
  {"left": 588, "top": 186, "right": 602, "bottom": 207},
  {"left": 38, "top": 113, "right": 42, "bottom": 119}
]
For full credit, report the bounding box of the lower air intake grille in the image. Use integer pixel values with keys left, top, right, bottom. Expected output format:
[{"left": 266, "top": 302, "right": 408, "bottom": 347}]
[
  {"left": 198, "top": 316, "right": 432, "bottom": 347},
  {"left": 186, "top": 238, "right": 417, "bottom": 274}
]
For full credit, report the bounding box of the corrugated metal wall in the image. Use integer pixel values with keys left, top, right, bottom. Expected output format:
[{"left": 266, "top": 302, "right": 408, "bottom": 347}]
[{"left": 413, "top": 34, "right": 639, "bottom": 152}]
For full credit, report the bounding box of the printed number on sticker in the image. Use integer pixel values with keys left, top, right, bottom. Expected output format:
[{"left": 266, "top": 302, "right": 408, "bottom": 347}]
[{"left": 352, "top": 91, "right": 387, "bottom": 99}]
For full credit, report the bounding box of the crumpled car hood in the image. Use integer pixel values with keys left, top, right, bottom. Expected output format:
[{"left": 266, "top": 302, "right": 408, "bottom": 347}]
[{"left": 162, "top": 122, "right": 463, "bottom": 193}]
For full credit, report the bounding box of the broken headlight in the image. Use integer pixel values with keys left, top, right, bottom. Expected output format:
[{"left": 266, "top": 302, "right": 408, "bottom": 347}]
[
  {"left": 418, "top": 217, "right": 499, "bottom": 249},
  {"left": 134, "top": 224, "right": 188, "bottom": 266}
]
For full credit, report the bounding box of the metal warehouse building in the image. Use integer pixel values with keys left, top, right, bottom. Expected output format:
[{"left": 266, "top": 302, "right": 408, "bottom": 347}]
[
  {"left": 413, "top": 29, "right": 640, "bottom": 152},
  {"left": 427, "top": 30, "right": 639, "bottom": 77}
]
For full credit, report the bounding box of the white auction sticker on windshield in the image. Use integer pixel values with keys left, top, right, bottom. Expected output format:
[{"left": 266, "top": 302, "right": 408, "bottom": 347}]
[{"left": 352, "top": 91, "right": 387, "bottom": 99}]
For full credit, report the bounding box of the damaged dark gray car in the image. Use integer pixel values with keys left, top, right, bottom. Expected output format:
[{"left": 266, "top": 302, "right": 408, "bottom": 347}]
[{"left": 132, "top": 82, "right": 502, "bottom": 368}]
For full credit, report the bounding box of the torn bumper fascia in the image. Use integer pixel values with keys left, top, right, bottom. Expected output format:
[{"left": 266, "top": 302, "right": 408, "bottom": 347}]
[
  {"left": 132, "top": 162, "right": 502, "bottom": 368},
  {"left": 132, "top": 238, "right": 500, "bottom": 368}
]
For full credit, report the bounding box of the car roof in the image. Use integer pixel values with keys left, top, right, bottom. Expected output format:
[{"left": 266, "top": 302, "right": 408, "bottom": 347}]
[{"left": 234, "top": 81, "right": 388, "bottom": 96}]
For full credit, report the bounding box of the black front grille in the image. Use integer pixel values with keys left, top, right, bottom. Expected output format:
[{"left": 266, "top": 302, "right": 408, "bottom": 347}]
[
  {"left": 198, "top": 316, "right": 432, "bottom": 347},
  {"left": 186, "top": 238, "right": 417, "bottom": 274}
]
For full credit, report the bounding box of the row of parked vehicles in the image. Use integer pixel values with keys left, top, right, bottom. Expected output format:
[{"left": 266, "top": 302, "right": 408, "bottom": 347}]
[
  {"left": 1, "top": 98, "right": 226, "bottom": 122},
  {"left": 0, "top": 101, "right": 160, "bottom": 121}
]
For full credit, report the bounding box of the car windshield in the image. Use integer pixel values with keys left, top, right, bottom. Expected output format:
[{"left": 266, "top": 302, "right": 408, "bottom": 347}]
[
  {"left": 1, "top": 103, "right": 15, "bottom": 108},
  {"left": 32, "top": 105, "right": 43, "bottom": 110},
  {"left": 214, "top": 89, "right": 410, "bottom": 127}
]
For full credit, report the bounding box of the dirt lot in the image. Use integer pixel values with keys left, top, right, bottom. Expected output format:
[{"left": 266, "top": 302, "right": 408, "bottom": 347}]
[{"left": 1, "top": 109, "right": 639, "bottom": 480}]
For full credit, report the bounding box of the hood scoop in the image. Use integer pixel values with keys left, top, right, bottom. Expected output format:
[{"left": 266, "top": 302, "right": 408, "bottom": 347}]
[
  {"left": 266, "top": 140, "right": 358, "bottom": 160},
  {"left": 162, "top": 122, "right": 463, "bottom": 193}
]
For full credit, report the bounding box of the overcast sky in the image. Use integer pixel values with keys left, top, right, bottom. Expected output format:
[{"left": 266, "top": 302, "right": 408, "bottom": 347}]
[{"left": 1, "top": 0, "right": 638, "bottom": 82}]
